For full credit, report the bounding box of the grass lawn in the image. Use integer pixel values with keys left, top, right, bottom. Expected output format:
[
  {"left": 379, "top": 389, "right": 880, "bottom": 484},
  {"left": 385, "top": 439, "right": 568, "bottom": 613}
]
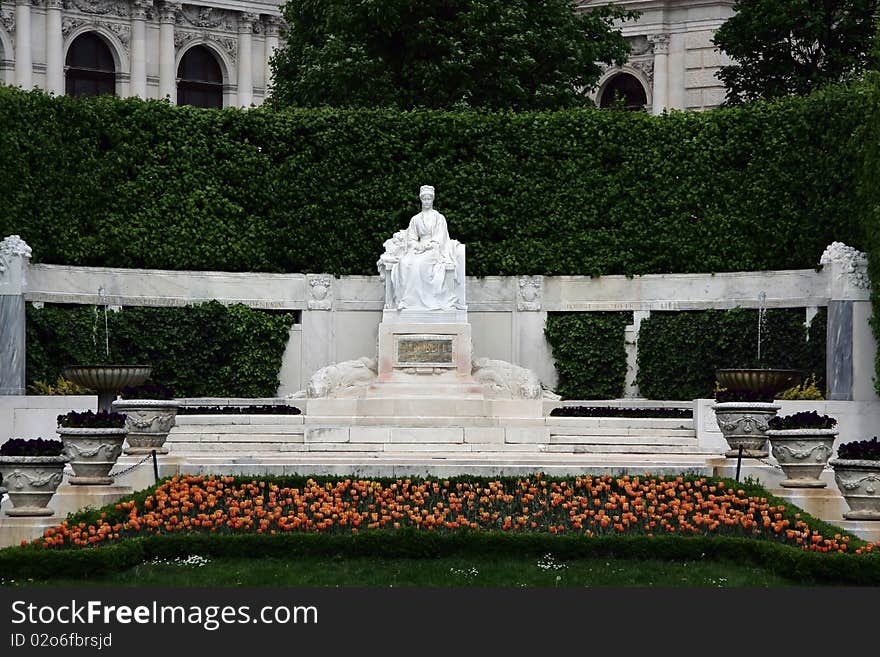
[{"left": 5, "top": 554, "right": 800, "bottom": 587}]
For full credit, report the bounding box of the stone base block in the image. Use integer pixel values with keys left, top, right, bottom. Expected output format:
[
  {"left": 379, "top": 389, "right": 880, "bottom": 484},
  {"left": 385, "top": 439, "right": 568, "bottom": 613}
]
[
  {"left": 770, "top": 488, "right": 850, "bottom": 521},
  {"left": 833, "top": 520, "right": 880, "bottom": 543},
  {"left": 49, "top": 485, "right": 134, "bottom": 517},
  {"left": 378, "top": 322, "right": 472, "bottom": 378},
  {"left": 0, "top": 516, "right": 62, "bottom": 548}
]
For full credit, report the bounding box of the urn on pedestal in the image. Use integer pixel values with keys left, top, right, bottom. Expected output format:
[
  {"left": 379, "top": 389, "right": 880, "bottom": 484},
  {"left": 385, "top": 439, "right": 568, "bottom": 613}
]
[
  {"left": 766, "top": 412, "right": 838, "bottom": 488},
  {"left": 0, "top": 438, "right": 68, "bottom": 516},
  {"left": 712, "top": 389, "right": 779, "bottom": 458},
  {"left": 830, "top": 437, "right": 880, "bottom": 520},
  {"left": 57, "top": 410, "right": 127, "bottom": 485},
  {"left": 112, "top": 382, "right": 179, "bottom": 455}
]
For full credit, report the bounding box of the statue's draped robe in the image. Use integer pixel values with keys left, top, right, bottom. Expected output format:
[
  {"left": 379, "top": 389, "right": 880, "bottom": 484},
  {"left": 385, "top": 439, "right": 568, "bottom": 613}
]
[{"left": 391, "top": 209, "right": 460, "bottom": 310}]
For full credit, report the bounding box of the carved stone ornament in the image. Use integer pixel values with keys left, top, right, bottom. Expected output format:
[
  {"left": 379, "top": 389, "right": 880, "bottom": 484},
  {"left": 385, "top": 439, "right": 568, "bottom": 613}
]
[
  {"left": 0, "top": 9, "right": 14, "bottom": 36},
  {"left": 57, "top": 427, "right": 127, "bottom": 485},
  {"left": 629, "top": 60, "right": 654, "bottom": 86},
  {"left": 305, "top": 357, "right": 378, "bottom": 398},
  {"left": 517, "top": 275, "right": 543, "bottom": 311},
  {"left": 174, "top": 30, "right": 236, "bottom": 63},
  {"left": 46, "top": 0, "right": 65, "bottom": 10},
  {"left": 307, "top": 274, "right": 333, "bottom": 310},
  {"left": 238, "top": 11, "right": 259, "bottom": 33},
  {"left": 0, "top": 456, "right": 67, "bottom": 517},
  {"left": 648, "top": 33, "right": 670, "bottom": 55},
  {"left": 131, "top": 0, "right": 151, "bottom": 20},
  {"left": 767, "top": 428, "right": 837, "bottom": 488},
  {"left": 0, "top": 235, "right": 31, "bottom": 283},
  {"left": 712, "top": 401, "right": 780, "bottom": 457},
  {"left": 159, "top": 1, "right": 181, "bottom": 23},
  {"left": 63, "top": 0, "right": 130, "bottom": 17},
  {"left": 820, "top": 241, "right": 870, "bottom": 289},
  {"left": 179, "top": 5, "right": 233, "bottom": 31},
  {"left": 263, "top": 15, "right": 282, "bottom": 37},
  {"left": 61, "top": 15, "right": 129, "bottom": 46}
]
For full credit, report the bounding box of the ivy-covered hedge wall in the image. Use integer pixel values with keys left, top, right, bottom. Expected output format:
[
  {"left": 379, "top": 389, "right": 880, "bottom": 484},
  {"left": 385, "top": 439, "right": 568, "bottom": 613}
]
[
  {"left": 635, "top": 307, "right": 827, "bottom": 400},
  {"left": 860, "top": 73, "right": 880, "bottom": 395},
  {"left": 26, "top": 302, "right": 294, "bottom": 398},
  {"left": 0, "top": 83, "right": 870, "bottom": 276},
  {"left": 544, "top": 312, "right": 629, "bottom": 399}
]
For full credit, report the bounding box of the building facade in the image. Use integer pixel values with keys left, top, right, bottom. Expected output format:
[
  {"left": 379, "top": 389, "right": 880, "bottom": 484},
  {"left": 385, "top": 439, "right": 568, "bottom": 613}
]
[
  {"left": 0, "top": 0, "right": 735, "bottom": 111},
  {"left": 584, "top": 0, "right": 736, "bottom": 112},
  {"left": 0, "top": 0, "right": 283, "bottom": 107}
]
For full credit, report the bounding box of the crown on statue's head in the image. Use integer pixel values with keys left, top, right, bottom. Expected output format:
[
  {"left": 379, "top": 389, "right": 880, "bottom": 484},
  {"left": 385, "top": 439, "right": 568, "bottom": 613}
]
[{"left": 419, "top": 185, "right": 435, "bottom": 197}]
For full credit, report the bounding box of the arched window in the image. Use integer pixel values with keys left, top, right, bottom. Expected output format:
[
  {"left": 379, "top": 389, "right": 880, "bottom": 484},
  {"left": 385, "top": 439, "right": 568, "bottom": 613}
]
[
  {"left": 177, "top": 46, "right": 223, "bottom": 108},
  {"left": 599, "top": 73, "right": 647, "bottom": 111},
  {"left": 65, "top": 33, "right": 116, "bottom": 97}
]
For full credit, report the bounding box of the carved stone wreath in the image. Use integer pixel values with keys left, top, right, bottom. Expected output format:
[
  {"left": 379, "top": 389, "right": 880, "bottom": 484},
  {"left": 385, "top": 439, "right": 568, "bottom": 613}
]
[
  {"left": 307, "top": 274, "right": 333, "bottom": 310},
  {"left": 63, "top": 0, "right": 130, "bottom": 18},
  {"left": 517, "top": 276, "right": 543, "bottom": 311},
  {"left": 820, "top": 241, "right": 870, "bottom": 290}
]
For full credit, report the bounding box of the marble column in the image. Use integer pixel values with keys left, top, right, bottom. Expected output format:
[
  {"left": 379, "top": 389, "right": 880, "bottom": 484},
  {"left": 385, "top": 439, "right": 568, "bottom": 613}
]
[
  {"left": 0, "top": 236, "right": 32, "bottom": 395},
  {"left": 513, "top": 276, "right": 557, "bottom": 390},
  {"left": 624, "top": 310, "right": 650, "bottom": 398},
  {"left": 302, "top": 274, "right": 336, "bottom": 387},
  {"left": 129, "top": 0, "right": 151, "bottom": 98},
  {"left": 237, "top": 12, "right": 257, "bottom": 107},
  {"left": 14, "top": 0, "right": 32, "bottom": 89},
  {"left": 158, "top": 2, "right": 179, "bottom": 102},
  {"left": 649, "top": 33, "right": 669, "bottom": 115},
  {"left": 263, "top": 16, "right": 280, "bottom": 95},
  {"left": 45, "top": 0, "right": 64, "bottom": 95},
  {"left": 821, "top": 243, "right": 876, "bottom": 401}
]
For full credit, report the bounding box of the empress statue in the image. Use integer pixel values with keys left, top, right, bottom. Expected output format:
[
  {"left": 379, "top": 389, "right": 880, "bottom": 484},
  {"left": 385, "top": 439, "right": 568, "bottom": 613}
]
[{"left": 378, "top": 185, "right": 466, "bottom": 312}]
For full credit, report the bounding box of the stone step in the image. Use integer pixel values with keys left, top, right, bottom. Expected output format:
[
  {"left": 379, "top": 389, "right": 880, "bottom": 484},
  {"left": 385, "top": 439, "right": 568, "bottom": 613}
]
[
  {"left": 547, "top": 416, "right": 694, "bottom": 430},
  {"left": 548, "top": 434, "right": 696, "bottom": 445},
  {"left": 544, "top": 444, "right": 716, "bottom": 455},
  {"left": 305, "top": 397, "right": 542, "bottom": 418}
]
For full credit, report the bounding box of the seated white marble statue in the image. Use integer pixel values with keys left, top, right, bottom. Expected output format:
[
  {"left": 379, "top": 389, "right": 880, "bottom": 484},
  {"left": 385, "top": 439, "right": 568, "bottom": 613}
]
[{"left": 378, "top": 186, "right": 466, "bottom": 312}]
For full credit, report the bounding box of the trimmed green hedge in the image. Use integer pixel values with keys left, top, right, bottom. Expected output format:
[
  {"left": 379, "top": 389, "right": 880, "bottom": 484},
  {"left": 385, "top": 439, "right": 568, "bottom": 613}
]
[
  {"left": 26, "top": 302, "right": 294, "bottom": 398},
  {"left": 636, "top": 307, "right": 827, "bottom": 400},
  {"left": 0, "top": 83, "right": 870, "bottom": 277},
  {"left": 545, "top": 312, "right": 629, "bottom": 399}
]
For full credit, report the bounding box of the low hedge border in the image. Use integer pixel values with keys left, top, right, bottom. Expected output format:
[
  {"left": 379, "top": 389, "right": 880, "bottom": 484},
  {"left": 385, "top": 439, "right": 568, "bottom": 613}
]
[{"left": 2, "top": 531, "right": 878, "bottom": 585}]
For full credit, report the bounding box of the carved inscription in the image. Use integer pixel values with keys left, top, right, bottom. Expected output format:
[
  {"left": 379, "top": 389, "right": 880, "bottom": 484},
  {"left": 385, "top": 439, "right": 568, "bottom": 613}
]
[{"left": 396, "top": 337, "right": 454, "bottom": 366}]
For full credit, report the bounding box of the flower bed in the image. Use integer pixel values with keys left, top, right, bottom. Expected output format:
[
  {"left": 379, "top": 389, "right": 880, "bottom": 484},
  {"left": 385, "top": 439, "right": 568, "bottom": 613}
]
[{"left": 26, "top": 474, "right": 875, "bottom": 555}]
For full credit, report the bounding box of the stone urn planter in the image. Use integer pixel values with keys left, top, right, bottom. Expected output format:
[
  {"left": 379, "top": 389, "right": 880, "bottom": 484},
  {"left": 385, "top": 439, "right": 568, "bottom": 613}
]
[
  {"left": 716, "top": 369, "right": 802, "bottom": 395},
  {"left": 0, "top": 455, "right": 67, "bottom": 516},
  {"left": 712, "top": 401, "right": 780, "bottom": 458},
  {"left": 63, "top": 365, "right": 152, "bottom": 412},
  {"left": 112, "top": 399, "right": 179, "bottom": 454},
  {"left": 829, "top": 438, "right": 880, "bottom": 520},
  {"left": 56, "top": 411, "right": 128, "bottom": 485},
  {"left": 829, "top": 459, "right": 880, "bottom": 520},
  {"left": 766, "top": 429, "right": 837, "bottom": 488}
]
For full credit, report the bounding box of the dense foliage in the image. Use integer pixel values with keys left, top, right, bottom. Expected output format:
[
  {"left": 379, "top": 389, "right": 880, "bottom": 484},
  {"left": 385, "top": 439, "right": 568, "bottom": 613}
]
[
  {"left": 0, "top": 85, "right": 869, "bottom": 277},
  {"left": 27, "top": 302, "right": 294, "bottom": 398},
  {"left": 861, "top": 74, "right": 880, "bottom": 395},
  {"left": 837, "top": 437, "right": 880, "bottom": 460},
  {"left": 119, "top": 382, "right": 175, "bottom": 400},
  {"left": 544, "top": 312, "right": 629, "bottom": 399},
  {"left": 713, "top": 0, "right": 879, "bottom": 104},
  {"left": 768, "top": 411, "right": 837, "bottom": 430},
  {"left": 269, "top": 0, "right": 637, "bottom": 110},
  {"left": 0, "top": 438, "right": 65, "bottom": 457},
  {"left": 549, "top": 406, "right": 692, "bottom": 419},
  {"left": 57, "top": 410, "right": 126, "bottom": 429},
  {"left": 714, "top": 389, "right": 776, "bottom": 403},
  {"left": 177, "top": 405, "right": 302, "bottom": 415},
  {"left": 636, "top": 308, "right": 826, "bottom": 400}
]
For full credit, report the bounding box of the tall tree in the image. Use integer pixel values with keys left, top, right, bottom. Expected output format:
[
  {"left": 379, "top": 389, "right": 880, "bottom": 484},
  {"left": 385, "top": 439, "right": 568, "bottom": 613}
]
[
  {"left": 714, "top": 0, "right": 879, "bottom": 104},
  {"left": 267, "top": 1, "right": 638, "bottom": 110}
]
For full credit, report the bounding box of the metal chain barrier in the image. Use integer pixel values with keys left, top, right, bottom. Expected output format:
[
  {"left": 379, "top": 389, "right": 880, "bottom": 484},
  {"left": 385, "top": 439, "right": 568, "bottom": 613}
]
[{"left": 108, "top": 453, "right": 154, "bottom": 478}]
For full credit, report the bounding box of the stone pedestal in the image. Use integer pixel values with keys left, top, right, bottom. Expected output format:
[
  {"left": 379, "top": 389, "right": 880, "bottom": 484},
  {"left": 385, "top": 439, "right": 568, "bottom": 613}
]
[
  {"left": 377, "top": 315, "right": 472, "bottom": 381},
  {"left": 0, "top": 236, "right": 31, "bottom": 395},
  {"left": 0, "top": 516, "right": 60, "bottom": 548}
]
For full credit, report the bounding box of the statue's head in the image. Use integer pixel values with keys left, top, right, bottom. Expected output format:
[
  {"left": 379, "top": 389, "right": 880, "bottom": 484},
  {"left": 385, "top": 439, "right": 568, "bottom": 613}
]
[{"left": 419, "top": 185, "right": 435, "bottom": 207}]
